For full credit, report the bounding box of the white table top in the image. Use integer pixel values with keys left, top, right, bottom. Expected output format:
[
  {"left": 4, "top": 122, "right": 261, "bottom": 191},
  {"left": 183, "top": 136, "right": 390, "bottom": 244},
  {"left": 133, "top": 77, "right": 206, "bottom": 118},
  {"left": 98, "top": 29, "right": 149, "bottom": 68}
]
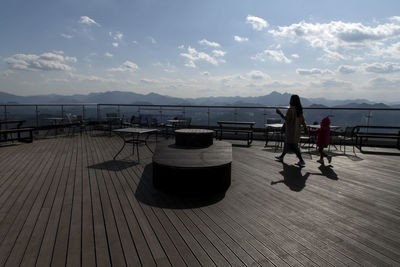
[
  {"left": 265, "top": 123, "right": 284, "bottom": 128},
  {"left": 113, "top": 127, "right": 158, "bottom": 134}
]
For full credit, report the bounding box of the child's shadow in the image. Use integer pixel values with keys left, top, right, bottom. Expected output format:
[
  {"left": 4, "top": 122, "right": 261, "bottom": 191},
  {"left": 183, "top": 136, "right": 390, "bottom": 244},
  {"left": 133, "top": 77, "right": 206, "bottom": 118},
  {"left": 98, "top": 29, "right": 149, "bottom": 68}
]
[
  {"left": 271, "top": 162, "right": 310, "bottom": 191},
  {"left": 318, "top": 164, "right": 338, "bottom": 180}
]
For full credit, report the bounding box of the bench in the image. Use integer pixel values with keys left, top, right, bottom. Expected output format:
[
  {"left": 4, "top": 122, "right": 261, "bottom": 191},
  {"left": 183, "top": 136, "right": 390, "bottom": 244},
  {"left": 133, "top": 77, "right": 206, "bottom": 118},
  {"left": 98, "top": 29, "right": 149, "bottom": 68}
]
[
  {"left": 0, "top": 128, "right": 34, "bottom": 143},
  {"left": 354, "top": 125, "right": 400, "bottom": 151},
  {"left": 216, "top": 121, "right": 255, "bottom": 146}
]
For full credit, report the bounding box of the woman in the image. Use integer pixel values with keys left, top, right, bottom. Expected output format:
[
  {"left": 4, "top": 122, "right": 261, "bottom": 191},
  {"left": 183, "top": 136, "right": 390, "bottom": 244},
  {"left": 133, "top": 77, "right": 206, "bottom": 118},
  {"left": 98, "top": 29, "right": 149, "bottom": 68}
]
[{"left": 275, "top": 94, "right": 308, "bottom": 167}]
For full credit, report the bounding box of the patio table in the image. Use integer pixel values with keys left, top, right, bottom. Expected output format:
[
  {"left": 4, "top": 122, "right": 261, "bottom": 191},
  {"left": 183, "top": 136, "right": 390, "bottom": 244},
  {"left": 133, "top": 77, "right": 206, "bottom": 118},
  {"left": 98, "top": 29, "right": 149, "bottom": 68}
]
[{"left": 112, "top": 127, "right": 158, "bottom": 162}]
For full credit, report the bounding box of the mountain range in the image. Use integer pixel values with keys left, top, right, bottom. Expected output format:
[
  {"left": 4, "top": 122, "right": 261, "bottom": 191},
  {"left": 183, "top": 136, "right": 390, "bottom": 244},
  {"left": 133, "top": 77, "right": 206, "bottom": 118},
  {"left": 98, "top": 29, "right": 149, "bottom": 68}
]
[{"left": 1, "top": 90, "right": 399, "bottom": 108}]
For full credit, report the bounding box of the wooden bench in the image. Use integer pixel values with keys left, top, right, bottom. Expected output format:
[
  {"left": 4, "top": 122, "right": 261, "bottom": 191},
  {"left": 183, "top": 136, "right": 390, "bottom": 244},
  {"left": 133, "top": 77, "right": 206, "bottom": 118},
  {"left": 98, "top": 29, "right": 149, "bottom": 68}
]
[
  {"left": 0, "top": 128, "right": 34, "bottom": 143},
  {"left": 215, "top": 121, "right": 255, "bottom": 146},
  {"left": 354, "top": 125, "right": 400, "bottom": 151}
]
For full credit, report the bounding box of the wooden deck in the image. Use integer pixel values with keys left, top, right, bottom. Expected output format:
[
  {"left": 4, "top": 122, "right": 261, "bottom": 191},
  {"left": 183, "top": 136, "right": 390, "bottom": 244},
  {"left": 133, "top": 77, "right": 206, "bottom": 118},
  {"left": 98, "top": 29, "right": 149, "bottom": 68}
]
[{"left": 1, "top": 133, "right": 400, "bottom": 266}]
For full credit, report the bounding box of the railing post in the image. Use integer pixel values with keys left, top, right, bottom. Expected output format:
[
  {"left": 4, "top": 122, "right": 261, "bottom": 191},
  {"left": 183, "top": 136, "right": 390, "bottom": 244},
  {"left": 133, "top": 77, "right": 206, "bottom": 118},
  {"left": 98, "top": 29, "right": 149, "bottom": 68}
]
[
  {"left": 4, "top": 105, "right": 7, "bottom": 121},
  {"left": 159, "top": 106, "right": 162, "bottom": 124},
  {"left": 183, "top": 107, "right": 186, "bottom": 118},
  {"left": 35, "top": 105, "right": 39, "bottom": 127},
  {"left": 234, "top": 108, "right": 238, "bottom": 121},
  {"left": 207, "top": 107, "right": 210, "bottom": 127},
  {"left": 82, "top": 105, "right": 85, "bottom": 120},
  {"left": 97, "top": 104, "right": 101, "bottom": 121},
  {"left": 61, "top": 105, "right": 64, "bottom": 118}
]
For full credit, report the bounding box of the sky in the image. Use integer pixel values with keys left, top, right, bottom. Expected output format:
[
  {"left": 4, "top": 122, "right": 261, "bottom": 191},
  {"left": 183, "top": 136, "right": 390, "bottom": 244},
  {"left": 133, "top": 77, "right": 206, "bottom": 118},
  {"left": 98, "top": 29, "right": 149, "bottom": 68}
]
[{"left": 1, "top": 0, "right": 400, "bottom": 102}]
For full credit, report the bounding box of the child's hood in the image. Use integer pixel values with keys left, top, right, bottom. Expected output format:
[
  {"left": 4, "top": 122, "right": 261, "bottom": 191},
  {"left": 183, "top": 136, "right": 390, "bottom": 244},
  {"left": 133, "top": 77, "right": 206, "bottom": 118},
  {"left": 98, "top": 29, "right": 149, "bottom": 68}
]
[{"left": 321, "top": 116, "right": 330, "bottom": 126}]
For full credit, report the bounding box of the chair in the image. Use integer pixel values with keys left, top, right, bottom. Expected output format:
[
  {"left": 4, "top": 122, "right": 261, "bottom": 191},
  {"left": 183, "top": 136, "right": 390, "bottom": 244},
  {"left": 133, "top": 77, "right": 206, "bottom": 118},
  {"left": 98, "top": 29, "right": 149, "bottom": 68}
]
[
  {"left": 300, "top": 127, "right": 314, "bottom": 154},
  {"left": 123, "top": 115, "right": 142, "bottom": 128},
  {"left": 337, "top": 126, "right": 356, "bottom": 153},
  {"left": 64, "top": 113, "right": 79, "bottom": 136},
  {"left": 265, "top": 118, "right": 283, "bottom": 151}
]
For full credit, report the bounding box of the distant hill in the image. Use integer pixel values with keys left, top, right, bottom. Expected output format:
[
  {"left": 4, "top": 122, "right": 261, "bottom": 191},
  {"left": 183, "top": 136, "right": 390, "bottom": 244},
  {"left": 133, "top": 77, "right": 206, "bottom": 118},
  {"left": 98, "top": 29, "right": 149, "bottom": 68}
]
[{"left": 0, "top": 90, "right": 398, "bottom": 108}]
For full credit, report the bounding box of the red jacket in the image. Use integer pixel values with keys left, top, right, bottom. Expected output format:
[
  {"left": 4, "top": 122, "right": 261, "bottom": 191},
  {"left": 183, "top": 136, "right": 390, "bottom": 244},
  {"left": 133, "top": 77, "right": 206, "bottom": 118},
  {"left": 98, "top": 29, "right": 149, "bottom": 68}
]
[{"left": 310, "top": 117, "right": 330, "bottom": 147}]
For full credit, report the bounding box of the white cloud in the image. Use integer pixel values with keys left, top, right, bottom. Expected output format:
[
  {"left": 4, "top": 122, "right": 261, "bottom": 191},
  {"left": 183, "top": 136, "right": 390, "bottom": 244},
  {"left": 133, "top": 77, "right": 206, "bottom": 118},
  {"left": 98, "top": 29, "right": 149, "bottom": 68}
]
[
  {"left": 296, "top": 68, "right": 333, "bottom": 75},
  {"left": 389, "top": 16, "right": 400, "bottom": 23},
  {"left": 198, "top": 39, "right": 220, "bottom": 47},
  {"left": 291, "top": 54, "right": 299, "bottom": 58},
  {"left": 369, "top": 77, "right": 400, "bottom": 88},
  {"left": 363, "top": 62, "right": 400, "bottom": 73},
  {"left": 109, "top": 31, "right": 124, "bottom": 40},
  {"left": 371, "top": 41, "right": 400, "bottom": 59},
  {"left": 247, "top": 70, "right": 270, "bottom": 80},
  {"left": 212, "top": 50, "right": 226, "bottom": 57},
  {"left": 338, "top": 65, "right": 357, "bottom": 74},
  {"left": 109, "top": 61, "right": 139, "bottom": 72},
  {"left": 269, "top": 19, "right": 400, "bottom": 61},
  {"left": 234, "top": 36, "right": 249, "bottom": 42},
  {"left": 78, "top": 16, "right": 100, "bottom": 26},
  {"left": 178, "top": 45, "right": 185, "bottom": 49},
  {"left": 104, "top": 52, "right": 113, "bottom": 57},
  {"left": 246, "top": 15, "right": 268, "bottom": 31},
  {"left": 5, "top": 52, "right": 77, "bottom": 72},
  {"left": 251, "top": 49, "right": 291, "bottom": 63},
  {"left": 112, "top": 42, "right": 119, "bottom": 47},
  {"left": 180, "top": 46, "right": 225, "bottom": 68},
  {"left": 311, "top": 79, "right": 352, "bottom": 88},
  {"left": 61, "top": 33, "right": 72, "bottom": 39}
]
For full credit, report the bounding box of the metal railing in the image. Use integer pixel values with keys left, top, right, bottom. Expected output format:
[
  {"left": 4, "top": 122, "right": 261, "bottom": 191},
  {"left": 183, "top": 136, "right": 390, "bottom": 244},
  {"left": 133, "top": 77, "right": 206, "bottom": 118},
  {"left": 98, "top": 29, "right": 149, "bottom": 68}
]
[{"left": 1, "top": 103, "right": 400, "bottom": 130}]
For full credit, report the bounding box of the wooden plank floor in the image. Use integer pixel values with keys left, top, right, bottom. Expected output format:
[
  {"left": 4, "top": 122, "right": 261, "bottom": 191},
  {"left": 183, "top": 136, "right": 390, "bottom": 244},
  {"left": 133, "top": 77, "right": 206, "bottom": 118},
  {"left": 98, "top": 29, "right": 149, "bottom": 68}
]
[{"left": 0, "top": 133, "right": 400, "bottom": 266}]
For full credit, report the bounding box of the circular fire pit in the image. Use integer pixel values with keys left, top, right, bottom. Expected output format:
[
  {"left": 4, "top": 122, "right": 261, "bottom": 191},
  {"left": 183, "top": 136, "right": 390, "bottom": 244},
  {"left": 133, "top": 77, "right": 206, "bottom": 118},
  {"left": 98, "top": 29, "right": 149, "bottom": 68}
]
[{"left": 152, "top": 129, "right": 232, "bottom": 194}]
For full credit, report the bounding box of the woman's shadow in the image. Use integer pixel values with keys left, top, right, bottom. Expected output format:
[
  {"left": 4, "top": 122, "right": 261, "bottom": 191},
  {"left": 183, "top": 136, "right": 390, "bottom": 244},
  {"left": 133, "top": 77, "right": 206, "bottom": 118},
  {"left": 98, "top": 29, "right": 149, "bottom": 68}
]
[{"left": 271, "top": 162, "right": 310, "bottom": 191}]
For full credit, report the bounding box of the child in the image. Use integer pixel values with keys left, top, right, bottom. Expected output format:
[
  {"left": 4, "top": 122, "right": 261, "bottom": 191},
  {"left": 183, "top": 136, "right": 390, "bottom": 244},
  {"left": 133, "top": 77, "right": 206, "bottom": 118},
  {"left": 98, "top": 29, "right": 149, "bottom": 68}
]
[{"left": 310, "top": 116, "right": 332, "bottom": 164}]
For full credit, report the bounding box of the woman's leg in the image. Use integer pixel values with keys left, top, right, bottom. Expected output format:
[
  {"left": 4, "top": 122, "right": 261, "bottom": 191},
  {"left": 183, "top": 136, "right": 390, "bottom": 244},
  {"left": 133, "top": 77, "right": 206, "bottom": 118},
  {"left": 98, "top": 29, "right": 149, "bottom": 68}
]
[
  {"left": 289, "top": 143, "right": 304, "bottom": 162},
  {"left": 278, "top": 142, "right": 289, "bottom": 158}
]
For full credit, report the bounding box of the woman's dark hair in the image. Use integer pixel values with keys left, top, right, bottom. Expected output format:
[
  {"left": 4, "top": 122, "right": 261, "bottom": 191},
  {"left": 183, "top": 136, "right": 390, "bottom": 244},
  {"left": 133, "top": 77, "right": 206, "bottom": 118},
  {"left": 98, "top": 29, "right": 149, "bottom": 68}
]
[{"left": 289, "top": 94, "right": 303, "bottom": 117}]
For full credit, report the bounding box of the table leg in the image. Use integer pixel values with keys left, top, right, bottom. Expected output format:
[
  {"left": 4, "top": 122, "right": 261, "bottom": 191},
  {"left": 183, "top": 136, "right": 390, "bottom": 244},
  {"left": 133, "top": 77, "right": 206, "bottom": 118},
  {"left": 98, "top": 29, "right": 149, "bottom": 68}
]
[{"left": 113, "top": 133, "right": 127, "bottom": 160}]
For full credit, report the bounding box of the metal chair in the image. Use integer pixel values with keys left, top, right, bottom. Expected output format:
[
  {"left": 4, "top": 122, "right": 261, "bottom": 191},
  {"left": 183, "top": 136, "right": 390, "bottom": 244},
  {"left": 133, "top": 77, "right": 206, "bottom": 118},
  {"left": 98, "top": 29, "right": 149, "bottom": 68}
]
[{"left": 337, "top": 126, "right": 356, "bottom": 153}]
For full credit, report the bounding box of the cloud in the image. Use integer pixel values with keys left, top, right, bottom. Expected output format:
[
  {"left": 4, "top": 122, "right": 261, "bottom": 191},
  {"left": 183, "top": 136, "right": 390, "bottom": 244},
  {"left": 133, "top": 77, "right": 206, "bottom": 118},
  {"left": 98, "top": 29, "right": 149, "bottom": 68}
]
[
  {"left": 109, "top": 31, "right": 123, "bottom": 41},
  {"left": 247, "top": 70, "right": 270, "bottom": 80},
  {"left": 212, "top": 50, "right": 226, "bottom": 57},
  {"left": 109, "top": 61, "right": 139, "bottom": 72},
  {"left": 311, "top": 79, "right": 352, "bottom": 88},
  {"left": 371, "top": 41, "right": 400, "bottom": 59},
  {"left": 291, "top": 54, "right": 299, "bottom": 58},
  {"left": 369, "top": 77, "right": 400, "bottom": 88},
  {"left": 246, "top": 15, "right": 268, "bottom": 31},
  {"left": 112, "top": 42, "right": 119, "bottom": 47},
  {"left": 338, "top": 65, "right": 357, "bottom": 74},
  {"left": 180, "top": 46, "right": 225, "bottom": 68},
  {"left": 251, "top": 49, "right": 291, "bottom": 63},
  {"left": 363, "top": 62, "right": 400, "bottom": 73},
  {"left": 198, "top": 39, "right": 220, "bottom": 47},
  {"left": 104, "top": 52, "right": 113, "bottom": 57},
  {"left": 61, "top": 33, "right": 72, "bottom": 39},
  {"left": 5, "top": 52, "right": 77, "bottom": 71},
  {"left": 269, "top": 19, "right": 400, "bottom": 60},
  {"left": 389, "top": 16, "right": 400, "bottom": 23},
  {"left": 296, "top": 68, "right": 333, "bottom": 75},
  {"left": 234, "top": 36, "right": 249, "bottom": 42},
  {"left": 78, "top": 16, "right": 100, "bottom": 26}
]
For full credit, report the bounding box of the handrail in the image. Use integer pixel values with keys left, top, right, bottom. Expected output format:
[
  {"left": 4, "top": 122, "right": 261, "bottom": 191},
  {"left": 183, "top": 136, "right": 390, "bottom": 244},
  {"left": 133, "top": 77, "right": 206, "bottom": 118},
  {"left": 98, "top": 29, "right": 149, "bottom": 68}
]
[
  {"left": 1, "top": 103, "right": 399, "bottom": 111},
  {"left": 1, "top": 103, "right": 399, "bottom": 129}
]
